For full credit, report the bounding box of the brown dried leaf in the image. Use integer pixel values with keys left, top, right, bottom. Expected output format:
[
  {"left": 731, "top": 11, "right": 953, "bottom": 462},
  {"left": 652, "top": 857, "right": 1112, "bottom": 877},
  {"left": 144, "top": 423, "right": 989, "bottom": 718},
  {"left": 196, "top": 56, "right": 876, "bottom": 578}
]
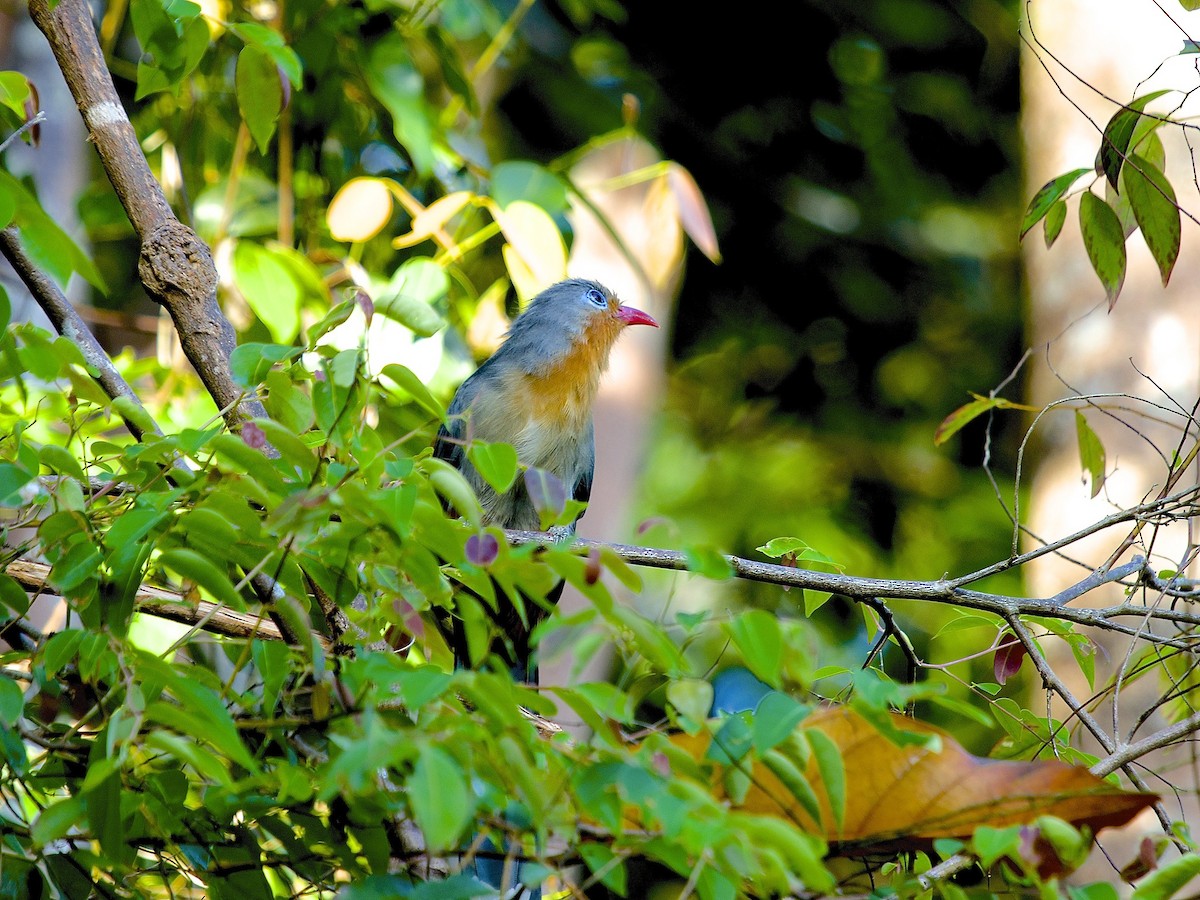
[{"left": 666, "top": 707, "right": 1155, "bottom": 852}]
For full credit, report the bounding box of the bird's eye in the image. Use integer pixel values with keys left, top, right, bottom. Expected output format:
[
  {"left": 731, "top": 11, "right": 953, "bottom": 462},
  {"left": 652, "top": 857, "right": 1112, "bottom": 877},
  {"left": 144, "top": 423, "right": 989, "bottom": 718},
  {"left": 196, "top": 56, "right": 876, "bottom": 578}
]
[{"left": 585, "top": 288, "right": 606, "bottom": 307}]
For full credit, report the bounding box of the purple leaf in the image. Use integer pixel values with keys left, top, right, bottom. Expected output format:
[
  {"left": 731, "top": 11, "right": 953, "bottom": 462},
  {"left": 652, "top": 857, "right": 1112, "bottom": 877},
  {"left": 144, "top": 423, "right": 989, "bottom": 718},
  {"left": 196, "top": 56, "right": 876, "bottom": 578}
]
[
  {"left": 355, "top": 289, "right": 374, "bottom": 325},
  {"left": 241, "top": 421, "right": 267, "bottom": 450},
  {"left": 524, "top": 468, "right": 566, "bottom": 525},
  {"left": 465, "top": 532, "right": 499, "bottom": 566}
]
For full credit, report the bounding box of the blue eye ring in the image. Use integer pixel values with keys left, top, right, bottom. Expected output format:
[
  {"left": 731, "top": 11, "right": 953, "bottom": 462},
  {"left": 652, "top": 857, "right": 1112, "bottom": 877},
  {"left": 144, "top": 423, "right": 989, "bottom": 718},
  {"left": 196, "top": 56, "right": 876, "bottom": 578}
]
[{"left": 585, "top": 288, "right": 607, "bottom": 307}]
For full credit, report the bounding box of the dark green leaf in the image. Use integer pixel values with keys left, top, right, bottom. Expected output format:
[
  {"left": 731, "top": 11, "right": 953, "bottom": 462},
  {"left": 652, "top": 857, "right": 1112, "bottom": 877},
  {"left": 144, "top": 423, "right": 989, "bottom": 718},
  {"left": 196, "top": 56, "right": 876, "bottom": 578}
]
[
  {"left": 0, "top": 678, "right": 24, "bottom": 726},
  {"left": 1125, "top": 153, "right": 1180, "bottom": 286},
  {"left": 0, "top": 463, "right": 35, "bottom": 507},
  {"left": 1021, "top": 168, "right": 1089, "bottom": 239},
  {"left": 0, "top": 573, "right": 30, "bottom": 615},
  {"left": 751, "top": 692, "right": 807, "bottom": 753},
  {"left": 0, "top": 171, "right": 105, "bottom": 291},
  {"left": 376, "top": 258, "right": 449, "bottom": 336},
  {"left": 1098, "top": 91, "right": 1169, "bottom": 190},
  {"left": 1078, "top": 191, "right": 1126, "bottom": 309},
  {"left": 381, "top": 363, "right": 446, "bottom": 423},
  {"left": 32, "top": 795, "right": 86, "bottom": 846}
]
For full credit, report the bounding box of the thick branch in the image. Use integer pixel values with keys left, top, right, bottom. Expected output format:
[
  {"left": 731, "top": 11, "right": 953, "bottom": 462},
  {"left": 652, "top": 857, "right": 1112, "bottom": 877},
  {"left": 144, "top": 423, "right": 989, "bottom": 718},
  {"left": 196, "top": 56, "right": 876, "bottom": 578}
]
[{"left": 25, "top": 0, "right": 271, "bottom": 436}]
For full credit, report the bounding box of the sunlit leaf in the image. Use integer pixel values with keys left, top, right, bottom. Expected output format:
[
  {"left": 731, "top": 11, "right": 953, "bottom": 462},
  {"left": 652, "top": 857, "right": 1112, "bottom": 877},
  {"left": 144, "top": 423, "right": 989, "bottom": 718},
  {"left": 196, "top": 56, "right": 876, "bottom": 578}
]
[
  {"left": 728, "top": 609, "right": 782, "bottom": 685},
  {"left": 1074, "top": 411, "right": 1107, "bottom": 498},
  {"left": 667, "top": 162, "right": 721, "bottom": 262},
  {"left": 493, "top": 200, "right": 568, "bottom": 300},
  {"left": 327, "top": 177, "right": 393, "bottom": 243},
  {"left": 492, "top": 161, "right": 568, "bottom": 215},
  {"left": 232, "top": 241, "right": 302, "bottom": 342},
  {"left": 467, "top": 441, "right": 518, "bottom": 494}
]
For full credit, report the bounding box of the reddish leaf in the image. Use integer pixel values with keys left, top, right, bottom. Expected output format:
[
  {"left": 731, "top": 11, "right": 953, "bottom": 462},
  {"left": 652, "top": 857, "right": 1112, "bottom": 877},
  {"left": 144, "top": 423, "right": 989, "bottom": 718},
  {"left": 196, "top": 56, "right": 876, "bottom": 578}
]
[
  {"left": 667, "top": 162, "right": 722, "bottom": 263},
  {"left": 994, "top": 634, "right": 1027, "bottom": 685},
  {"left": 585, "top": 546, "right": 602, "bottom": 585}
]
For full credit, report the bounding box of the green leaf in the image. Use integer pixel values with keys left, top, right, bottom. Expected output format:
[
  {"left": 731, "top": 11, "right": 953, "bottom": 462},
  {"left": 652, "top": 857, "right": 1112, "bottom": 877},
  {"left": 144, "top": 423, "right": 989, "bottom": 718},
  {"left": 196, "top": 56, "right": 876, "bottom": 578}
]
[
  {"left": 236, "top": 45, "right": 284, "bottom": 153},
  {"left": 492, "top": 161, "right": 569, "bottom": 216},
  {"left": 807, "top": 727, "right": 845, "bottom": 830},
  {"left": 666, "top": 678, "right": 714, "bottom": 730},
  {"left": 467, "top": 441, "right": 518, "bottom": 494},
  {"left": 50, "top": 539, "right": 102, "bottom": 593},
  {"left": 1074, "top": 411, "right": 1106, "bottom": 498},
  {"left": 1078, "top": 191, "right": 1126, "bottom": 309},
  {"left": 0, "top": 463, "right": 35, "bottom": 507},
  {"left": 728, "top": 609, "right": 782, "bottom": 686},
  {"left": 752, "top": 692, "right": 807, "bottom": 753},
  {"left": 1131, "top": 852, "right": 1200, "bottom": 900},
  {"left": 1098, "top": 91, "right": 1170, "bottom": 190},
  {"left": 228, "top": 22, "right": 303, "bottom": 85},
  {"left": 0, "top": 71, "right": 31, "bottom": 123},
  {"left": 364, "top": 34, "right": 436, "bottom": 177},
  {"left": 232, "top": 242, "right": 302, "bottom": 342},
  {"left": 307, "top": 300, "right": 356, "bottom": 345},
  {"left": 0, "top": 573, "right": 30, "bottom": 615},
  {"left": 683, "top": 544, "right": 733, "bottom": 580},
  {"left": 157, "top": 548, "right": 247, "bottom": 610},
  {"left": 1021, "top": 168, "right": 1089, "bottom": 239},
  {"left": 972, "top": 825, "right": 1023, "bottom": 868},
  {"left": 32, "top": 795, "right": 86, "bottom": 846},
  {"left": 761, "top": 748, "right": 823, "bottom": 827},
  {"left": 230, "top": 342, "right": 303, "bottom": 387},
  {"left": 579, "top": 844, "right": 627, "bottom": 895},
  {"left": 407, "top": 747, "right": 474, "bottom": 851},
  {"left": 421, "top": 457, "right": 482, "bottom": 526},
  {"left": 1124, "top": 153, "right": 1180, "bottom": 286},
  {"left": 42, "top": 629, "right": 84, "bottom": 677},
  {"left": 1043, "top": 198, "right": 1067, "bottom": 248},
  {"left": 130, "top": 0, "right": 209, "bottom": 99},
  {"left": 376, "top": 257, "right": 449, "bottom": 336},
  {"left": 0, "top": 678, "right": 24, "bottom": 727},
  {"left": 380, "top": 363, "right": 446, "bottom": 422}
]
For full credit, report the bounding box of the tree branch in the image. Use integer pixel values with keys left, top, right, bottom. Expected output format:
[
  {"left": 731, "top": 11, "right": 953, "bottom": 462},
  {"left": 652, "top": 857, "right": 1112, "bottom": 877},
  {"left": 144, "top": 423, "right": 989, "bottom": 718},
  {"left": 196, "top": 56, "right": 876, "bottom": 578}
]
[{"left": 25, "top": 0, "right": 272, "bottom": 439}]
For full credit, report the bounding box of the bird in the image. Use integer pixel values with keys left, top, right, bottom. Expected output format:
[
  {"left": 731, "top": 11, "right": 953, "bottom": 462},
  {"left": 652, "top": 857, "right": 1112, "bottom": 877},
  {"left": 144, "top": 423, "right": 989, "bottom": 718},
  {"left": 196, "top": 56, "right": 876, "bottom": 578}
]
[{"left": 433, "top": 278, "right": 658, "bottom": 683}]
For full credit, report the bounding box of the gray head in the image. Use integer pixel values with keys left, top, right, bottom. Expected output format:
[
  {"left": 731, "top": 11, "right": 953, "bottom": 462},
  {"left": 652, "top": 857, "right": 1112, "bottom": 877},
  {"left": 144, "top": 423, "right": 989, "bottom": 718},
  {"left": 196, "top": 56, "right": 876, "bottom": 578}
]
[{"left": 495, "top": 279, "right": 657, "bottom": 374}]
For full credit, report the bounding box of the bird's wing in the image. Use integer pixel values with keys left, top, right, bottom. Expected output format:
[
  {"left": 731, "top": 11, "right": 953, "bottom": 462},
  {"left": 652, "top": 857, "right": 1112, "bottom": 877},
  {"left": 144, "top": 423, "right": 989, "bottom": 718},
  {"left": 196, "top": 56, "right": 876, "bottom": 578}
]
[
  {"left": 571, "top": 420, "right": 595, "bottom": 514},
  {"left": 432, "top": 369, "right": 483, "bottom": 470}
]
